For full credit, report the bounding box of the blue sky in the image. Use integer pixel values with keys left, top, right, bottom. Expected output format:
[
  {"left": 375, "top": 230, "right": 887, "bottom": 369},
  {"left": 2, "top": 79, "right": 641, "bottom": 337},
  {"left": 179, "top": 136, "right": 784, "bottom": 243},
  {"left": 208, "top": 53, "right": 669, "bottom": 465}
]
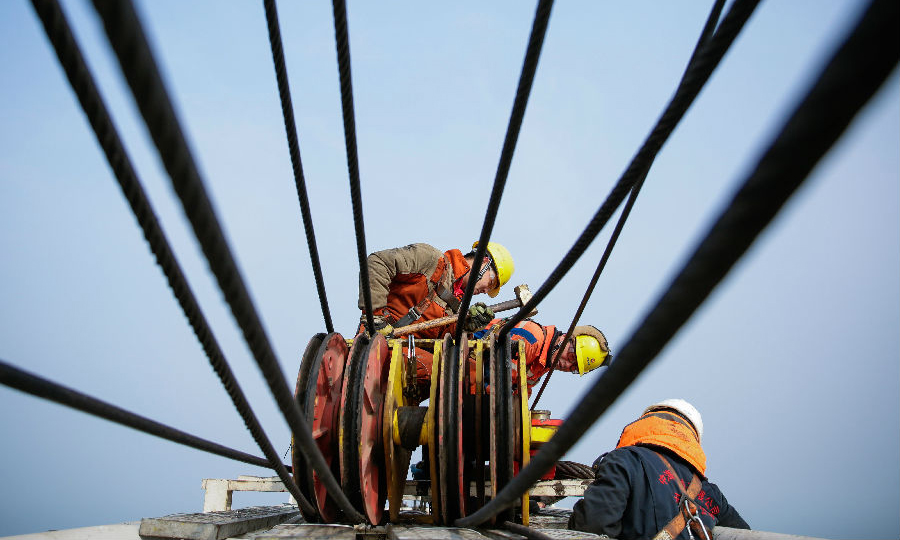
[{"left": 1, "top": 1, "right": 897, "bottom": 537}]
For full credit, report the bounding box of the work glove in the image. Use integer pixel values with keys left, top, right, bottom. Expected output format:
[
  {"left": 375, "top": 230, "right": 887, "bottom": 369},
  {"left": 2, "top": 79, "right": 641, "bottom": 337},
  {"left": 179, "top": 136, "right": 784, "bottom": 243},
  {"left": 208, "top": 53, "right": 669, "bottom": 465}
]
[
  {"left": 464, "top": 302, "right": 494, "bottom": 332},
  {"left": 367, "top": 316, "right": 394, "bottom": 338}
]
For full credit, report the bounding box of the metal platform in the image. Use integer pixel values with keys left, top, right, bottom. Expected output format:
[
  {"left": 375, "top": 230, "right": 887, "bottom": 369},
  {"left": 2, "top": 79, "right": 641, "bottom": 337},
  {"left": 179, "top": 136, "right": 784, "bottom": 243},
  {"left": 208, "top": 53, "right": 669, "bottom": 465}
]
[
  {"left": 202, "top": 476, "right": 592, "bottom": 513},
  {"left": 1, "top": 506, "right": 828, "bottom": 540},
  {"left": 138, "top": 505, "right": 300, "bottom": 540},
  {"left": 133, "top": 505, "right": 598, "bottom": 540}
]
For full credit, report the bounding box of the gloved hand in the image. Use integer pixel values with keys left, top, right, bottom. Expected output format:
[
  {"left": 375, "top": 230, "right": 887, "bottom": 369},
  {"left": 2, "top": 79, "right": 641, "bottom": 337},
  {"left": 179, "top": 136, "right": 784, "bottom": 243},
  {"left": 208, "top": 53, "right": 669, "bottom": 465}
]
[
  {"left": 369, "top": 316, "right": 394, "bottom": 338},
  {"left": 377, "top": 323, "right": 394, "bottom": 337},
  {"left": 464, "top": 302, "right": 494, "bottom": 332}
]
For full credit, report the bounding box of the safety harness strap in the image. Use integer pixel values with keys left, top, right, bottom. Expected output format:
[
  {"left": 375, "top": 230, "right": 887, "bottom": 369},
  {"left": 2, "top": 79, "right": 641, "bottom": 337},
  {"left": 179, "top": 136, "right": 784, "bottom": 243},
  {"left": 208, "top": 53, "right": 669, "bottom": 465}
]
[
  {"left": 393, "top": 254, "right": 456, "bottom": 328},
  {"left": 434, "top": 283, "right": 461, "bottom": 313},
  {"left": 652, "top": 453, "right": 710, "bottom": 540}
]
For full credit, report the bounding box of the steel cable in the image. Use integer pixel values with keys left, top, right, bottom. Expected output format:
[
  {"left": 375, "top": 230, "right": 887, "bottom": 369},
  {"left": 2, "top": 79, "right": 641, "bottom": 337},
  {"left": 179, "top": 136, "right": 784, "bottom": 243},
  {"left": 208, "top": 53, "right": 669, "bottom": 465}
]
[
  {"left": 263, "top": 0, "right": 334, "bottom": 334},
  {"left": 89, "top": 0, "right": 364, "bottom": 522},
  {"left": 498, "top": 0, "right": 760, "bottom": 339},
  {"left": 454, "top": 0, "right": 554, "bottom": 344},
  {"left": 528, "top": 174, "right": 642, "bottom": 409},
  {"left": 330, "top": 0, "right": 374, "bottom": 337},
  {"left": 458, "top": 0, "right": 898, "bottom": 525},
  {"left": 30, "top": 0, "right": 318, "bottom": 518},
  {"left": 503, "top": 521, "right": 556, "bottom": 540},
  {"left": 529, "top": 0, "right": 726, "bottom": 410},
  {"left": 0, "top": 359, "right": 274, "bottom": 469},
  {"left": 553, "top": 461, "right": 595, "bottom": 480}
]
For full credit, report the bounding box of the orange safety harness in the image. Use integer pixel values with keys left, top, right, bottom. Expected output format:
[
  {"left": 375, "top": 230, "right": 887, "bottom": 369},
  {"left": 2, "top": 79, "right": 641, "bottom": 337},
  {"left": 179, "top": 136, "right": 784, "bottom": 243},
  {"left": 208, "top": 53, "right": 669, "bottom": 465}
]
[{"left": 389, "top": 254, "right": 463, "bottom": 328}]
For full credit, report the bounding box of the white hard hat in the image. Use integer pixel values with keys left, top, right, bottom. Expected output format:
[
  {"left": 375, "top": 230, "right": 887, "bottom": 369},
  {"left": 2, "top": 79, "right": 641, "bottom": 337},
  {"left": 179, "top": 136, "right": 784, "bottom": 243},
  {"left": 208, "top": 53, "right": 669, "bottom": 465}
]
[{"left": 644, "top": 399, "right": 703, "bottom": 442}]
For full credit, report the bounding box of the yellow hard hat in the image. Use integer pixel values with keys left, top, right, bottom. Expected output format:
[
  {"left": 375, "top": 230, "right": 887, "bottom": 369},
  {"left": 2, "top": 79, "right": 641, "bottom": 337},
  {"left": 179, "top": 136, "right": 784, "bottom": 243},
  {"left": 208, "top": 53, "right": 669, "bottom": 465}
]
[
  {"left": 472, "top": 241, "right": 514, "bottom": 298},
  {"left": 573, "top": 325, "right": 610, "bottom": 375}
]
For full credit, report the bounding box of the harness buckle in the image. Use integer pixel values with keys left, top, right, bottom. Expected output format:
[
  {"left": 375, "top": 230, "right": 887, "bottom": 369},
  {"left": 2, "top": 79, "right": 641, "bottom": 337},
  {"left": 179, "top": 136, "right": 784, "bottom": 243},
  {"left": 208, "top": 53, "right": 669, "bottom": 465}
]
[
  {"left": 682, "top": 498, "right": 711, "bottom": 540},
  {"left": 395, "top": 306, "right": 422, "bottom": 328}
]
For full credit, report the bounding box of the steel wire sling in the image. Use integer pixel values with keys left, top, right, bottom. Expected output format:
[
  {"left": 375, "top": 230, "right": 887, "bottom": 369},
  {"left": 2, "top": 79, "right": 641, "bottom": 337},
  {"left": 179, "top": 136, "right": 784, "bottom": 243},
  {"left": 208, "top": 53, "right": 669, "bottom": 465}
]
[
  {"left": 458, "top": 0, "right": 899, "bottom": 525},
  {"left": 263, "top": 0, "right": 334, "bottom": 334},
  {"left": 330, "top": 0, "right": 374, "bottom": 337},
  {"left": 498, "top": 0, "right": 760, "bottom": 340},
  {"left": 89, "top": 0, "right": 364, "bottom": 523},
  {"left": 529, "top": 0, "right": 727, "bottom": 410},
  {"left": 454, "top": 0, "right": 554, "bottom": 345},
  {"left": 29, "top": 0, "right": 319, "bottom": 518},
  {"left": 0, "top": 360, "right": 274, "bottom": 470}
]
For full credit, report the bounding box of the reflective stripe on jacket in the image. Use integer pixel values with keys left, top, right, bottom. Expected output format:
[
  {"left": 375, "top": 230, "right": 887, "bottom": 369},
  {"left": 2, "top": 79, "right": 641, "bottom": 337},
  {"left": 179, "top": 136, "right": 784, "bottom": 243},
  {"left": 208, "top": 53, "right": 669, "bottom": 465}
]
[{"left": 476, "top": 318, "right": 577, "bottom": 391}]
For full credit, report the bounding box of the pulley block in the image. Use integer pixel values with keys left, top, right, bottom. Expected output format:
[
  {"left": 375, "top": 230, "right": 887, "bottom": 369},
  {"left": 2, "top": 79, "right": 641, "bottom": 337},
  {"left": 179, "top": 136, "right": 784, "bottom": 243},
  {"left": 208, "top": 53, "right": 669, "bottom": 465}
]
[
  {"left": 293, "top": 332, "right": 534, "bottom": 526},
  {"left": 292, "top": 332, "right": 349, "bottom": 522},
  {"left": 489, "top": 333, "right": 514, "bottom": 525},
  {"left": 437, "top": 333, "right": 459, "bottom": 523},
  {"left": 338, "top": 332, "right": 390, "bottom": 524}
]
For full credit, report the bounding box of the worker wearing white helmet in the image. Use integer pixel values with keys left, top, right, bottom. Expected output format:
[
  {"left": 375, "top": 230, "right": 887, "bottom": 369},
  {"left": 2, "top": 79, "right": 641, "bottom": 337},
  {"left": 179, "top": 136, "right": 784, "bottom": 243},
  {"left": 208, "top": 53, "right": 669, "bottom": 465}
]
[
  {"left": 569, "top": 399, "right": 749, "bottom": 539},
  {"left": 644, "top": 398, "right": 704, "bottom": 442}
]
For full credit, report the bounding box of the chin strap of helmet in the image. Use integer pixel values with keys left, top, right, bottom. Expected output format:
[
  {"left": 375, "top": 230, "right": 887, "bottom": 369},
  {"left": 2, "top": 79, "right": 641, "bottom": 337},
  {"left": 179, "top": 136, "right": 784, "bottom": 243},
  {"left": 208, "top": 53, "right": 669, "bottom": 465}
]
[{"left": 473, "top": 255, "right": 494, "bottom": 286}]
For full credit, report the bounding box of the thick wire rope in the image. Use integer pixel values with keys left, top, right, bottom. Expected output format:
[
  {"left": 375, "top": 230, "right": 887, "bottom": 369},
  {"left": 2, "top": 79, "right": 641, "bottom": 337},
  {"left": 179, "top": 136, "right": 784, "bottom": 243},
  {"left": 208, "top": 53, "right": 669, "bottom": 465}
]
[
  {"left": 89, "top": 0, "right": 364, "bottom": 522},
  {"left": 553, "top": 461, "right": 595, "bottom": 479},
  {"left": 0, "top": 359, "right": 274, "bottom": 469},
  {"left": 330, "top": 0, "right": 374, "bottom": 336},
  {"left": 453, "top": 0, "right": 554, "bottom": 344},
  {"left": 503, "top": 521, "right": 556, "bottom": 540},
  {"left": 498, "top": 0, "right": 760, "bottom": 340},
  {"left": 458, "top": 0, "right": 899, "bottom": 525},
  {"left": 529, "top": 0, "right": 726, "bottom": 410},
  {"left": 529, "top": 174, "right": 644, "bottom": 409},
  {"left": 263, "top": 0, "right": 334, "bottom": 333},
  {"left": 29, "top": 0, "right": 319, "bottom": 518}
]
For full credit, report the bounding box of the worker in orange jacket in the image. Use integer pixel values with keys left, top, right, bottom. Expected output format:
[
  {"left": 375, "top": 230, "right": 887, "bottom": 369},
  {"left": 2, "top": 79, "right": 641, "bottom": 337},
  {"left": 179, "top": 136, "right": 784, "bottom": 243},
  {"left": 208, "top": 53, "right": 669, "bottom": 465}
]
[
  {"left": 473, "top": 318, "right": 610, "bottom": 393},
  {"left": 358, "top": 242, "right": 514, "bottom": 339},
  {"left": 401, "top": 317, "right": 609, "bottom": 403}
]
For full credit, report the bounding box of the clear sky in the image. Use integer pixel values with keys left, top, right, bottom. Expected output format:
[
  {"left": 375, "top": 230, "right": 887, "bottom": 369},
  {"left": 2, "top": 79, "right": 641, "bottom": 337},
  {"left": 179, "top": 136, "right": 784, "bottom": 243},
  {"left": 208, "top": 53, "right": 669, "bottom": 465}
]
[{"left": 1, "top": 1, "right": 897, "bottom": 538}]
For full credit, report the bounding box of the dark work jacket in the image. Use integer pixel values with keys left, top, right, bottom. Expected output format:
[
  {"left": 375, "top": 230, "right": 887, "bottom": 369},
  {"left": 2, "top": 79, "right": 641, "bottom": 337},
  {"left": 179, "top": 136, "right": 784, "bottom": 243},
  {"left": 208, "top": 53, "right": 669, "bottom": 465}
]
[{"left": 568, "top": 445, "right": 749, "bottom": 539}]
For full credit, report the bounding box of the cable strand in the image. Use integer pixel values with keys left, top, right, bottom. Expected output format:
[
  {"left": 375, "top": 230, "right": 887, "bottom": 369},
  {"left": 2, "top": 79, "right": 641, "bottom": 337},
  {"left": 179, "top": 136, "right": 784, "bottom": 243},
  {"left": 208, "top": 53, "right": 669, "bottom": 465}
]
[
  {"left": 262, "top": 0, "right": 334, "bottom": 333},
  {"left": 458, "top": 0, "right": 898, "bottom": 525},
  {"left": 499, "top": 0, "right": 760, "bottom": 339},
  {"left": 31, "top": 0, "right": 320, "bottom": 517},
  {"left": 529, "top": 0, "right": 727, "bottom": 410},
  {"left": 331, "top": 0, "right": 373, "bottom": 338},
  {"left": 454, "top": 0, "right": 554, "bottom": 343},
  {"left": 89, "top": 0, "right": 363, "bottom": 522},
  {"left": 0, "top": 359, "right": 272, "bottom": 469}
]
